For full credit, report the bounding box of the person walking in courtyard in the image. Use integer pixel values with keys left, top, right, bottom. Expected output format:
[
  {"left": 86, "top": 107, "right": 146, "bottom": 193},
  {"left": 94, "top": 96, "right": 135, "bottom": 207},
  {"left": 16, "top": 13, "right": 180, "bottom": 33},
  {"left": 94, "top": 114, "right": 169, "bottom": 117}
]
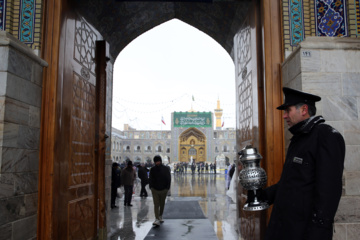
[
  {"left": 191, "top": 163, "right": 196, "bottom": 174},
  {"left": 137, "top": 163, "right": 149, "bottom": 198},
  {"left": 260, "top": 87, "right": 345, "bottom": 240},
  {"left": 149, "top": 155, "right": 171, "bottom": 226},
  {"left": 121, "top": 160, "right": 136, "bottom": 207}
]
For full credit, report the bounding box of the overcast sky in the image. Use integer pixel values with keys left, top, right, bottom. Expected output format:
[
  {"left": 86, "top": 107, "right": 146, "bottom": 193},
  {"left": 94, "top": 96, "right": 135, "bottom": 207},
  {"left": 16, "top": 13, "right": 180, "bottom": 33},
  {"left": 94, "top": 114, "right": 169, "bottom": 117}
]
[{"left": 112, "top": 19, "right": 236, "bottom": 131}]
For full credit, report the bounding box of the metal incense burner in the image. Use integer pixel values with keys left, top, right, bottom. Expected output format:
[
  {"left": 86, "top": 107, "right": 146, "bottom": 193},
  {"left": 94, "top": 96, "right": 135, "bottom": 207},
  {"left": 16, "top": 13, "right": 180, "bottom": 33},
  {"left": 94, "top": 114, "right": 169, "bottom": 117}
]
[{"left": 238, "top": 145, "right": 269, "bottom": 211}]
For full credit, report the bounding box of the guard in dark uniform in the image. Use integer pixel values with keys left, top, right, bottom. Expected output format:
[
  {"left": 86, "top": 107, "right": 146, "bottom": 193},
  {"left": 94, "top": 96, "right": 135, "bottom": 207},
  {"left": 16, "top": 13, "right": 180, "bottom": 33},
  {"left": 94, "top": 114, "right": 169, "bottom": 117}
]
[{"left": 261, "top": 87, "right": 345, "bottom": 240}]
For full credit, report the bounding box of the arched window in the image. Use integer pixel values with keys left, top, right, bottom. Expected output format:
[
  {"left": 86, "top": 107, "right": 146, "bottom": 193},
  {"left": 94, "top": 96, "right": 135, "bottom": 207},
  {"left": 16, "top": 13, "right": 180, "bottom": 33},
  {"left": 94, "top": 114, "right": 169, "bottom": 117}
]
[
  {"left": 145, "top": 145, "right": 152, "bottom": 153},
  {"left": 124, "top": 145, "right": 130, "bottom": 152},
  {"left": 181, "top": 147, "right": 186, "bottom": 154},
  {"left": 156, "top": 144, "right": 163, "bottom": 153},
  {"left": 134, "top": 145, "right": 141, "bottom": 153},
  {"left": 189, "top": 148, "right": 196, "bottom": 155}
]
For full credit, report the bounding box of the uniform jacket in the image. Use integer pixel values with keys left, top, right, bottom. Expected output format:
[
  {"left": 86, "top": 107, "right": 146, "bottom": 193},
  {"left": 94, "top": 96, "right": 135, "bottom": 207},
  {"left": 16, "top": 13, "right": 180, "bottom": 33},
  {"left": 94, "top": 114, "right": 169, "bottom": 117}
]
[
  {"left": 149, "top": 164, "right": 171, "bottom": 191},
  {"left": 263, "top": 116, "right": 345, "bottom": 240}
]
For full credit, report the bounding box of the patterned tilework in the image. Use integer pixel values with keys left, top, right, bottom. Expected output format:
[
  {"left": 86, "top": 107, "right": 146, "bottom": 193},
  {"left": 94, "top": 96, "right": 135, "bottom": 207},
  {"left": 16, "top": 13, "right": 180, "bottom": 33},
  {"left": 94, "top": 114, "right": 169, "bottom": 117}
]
[
  {"left": 356, "top": 0, "right": 360, "bottom": 35},
  {"left": 290, "top": 0, "right": 304, "bottom": 46},
  {"left": 347, "top": 0, "right": 358, "bottom": 36},
  {"left": 3, "top": 0, "right": 42, "bottom": 50},
  {"left": 33, "top": 0, "right": 42, "bottom": 49},
  {"left": 315, "top": 0, "right": 348, "bottom": 37},
  {"left": 20, "top": 0, "right": 34, "bottom": 43},
  {"left": 282, "top": 0, "right": 360, "bottom": 55},
  {"left": 282, "top": 0, "right": 294, "bottom": 53},
  {"left": 5, "top": 0, "right": 20, "bottom": 36},
  {"left": 303, "top": 0, "right": 316, "bottom": 36},
  {"left": 0, "top": 0, "right": 4, "bottom": 30}
]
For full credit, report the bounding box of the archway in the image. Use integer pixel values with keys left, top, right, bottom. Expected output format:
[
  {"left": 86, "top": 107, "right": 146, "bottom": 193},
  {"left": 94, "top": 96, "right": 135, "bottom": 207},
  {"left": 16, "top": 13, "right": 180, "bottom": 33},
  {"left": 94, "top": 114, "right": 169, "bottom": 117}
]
[
  {"left": 38, "top": 1, "right": 284, "bottom": 239},
  {"left": 179, "top": 128, "right": 206, "bottom": 163}
]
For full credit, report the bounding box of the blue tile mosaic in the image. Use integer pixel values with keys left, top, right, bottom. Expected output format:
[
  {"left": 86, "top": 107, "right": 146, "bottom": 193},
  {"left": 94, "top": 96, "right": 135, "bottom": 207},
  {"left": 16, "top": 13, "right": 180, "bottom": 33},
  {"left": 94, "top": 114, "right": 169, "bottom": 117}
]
[
  {"left": 0, "top": 0, "right": 4, "bottom": 30},
  {"left": 315, "top": 0, "right": 348, "bottom": 37},
  {"left": 19, "top": 0, "right": 35, "bottom": 43},
  {"left": 290, "top": 0, "right": 304, "bottom": 46}
]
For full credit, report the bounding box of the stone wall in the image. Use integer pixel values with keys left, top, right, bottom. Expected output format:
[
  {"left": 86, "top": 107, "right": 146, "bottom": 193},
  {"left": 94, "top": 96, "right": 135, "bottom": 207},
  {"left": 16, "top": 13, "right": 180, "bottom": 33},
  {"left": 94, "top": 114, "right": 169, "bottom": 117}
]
[
  {"left": 0, "top": 31, "right": 47, "bottom": 240},
  {"left": 281, "top": 36, "right": 360, "bottom": 240}
]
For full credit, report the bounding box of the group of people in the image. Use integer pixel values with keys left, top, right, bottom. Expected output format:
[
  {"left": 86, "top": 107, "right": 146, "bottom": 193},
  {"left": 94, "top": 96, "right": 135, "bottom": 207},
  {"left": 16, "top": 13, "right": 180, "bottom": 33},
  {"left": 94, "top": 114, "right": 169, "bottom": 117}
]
[
  {"left": 111, "top": 155, "right": 171, "bottom": 227},
  {"left": 173, "top": 162, "right": 188, "bottom": 174},
  {"left": 189, "top": 162, "right": 217, "bottom": 174},
  {"left": 111, "top": 160, "right": 137, "bottom": 208},
  {"left": 172, "top": 162, "right": 218, "bottom": 174}
]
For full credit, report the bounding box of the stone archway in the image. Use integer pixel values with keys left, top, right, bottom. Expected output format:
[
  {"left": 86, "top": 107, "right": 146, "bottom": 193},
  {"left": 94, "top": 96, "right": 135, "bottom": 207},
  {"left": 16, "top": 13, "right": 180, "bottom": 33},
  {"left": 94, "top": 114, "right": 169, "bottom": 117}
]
[
  {"left": 37, "top": 0, "right": 284, "bottom": 239},
  {"left": 179, "top": 128, "right": 206, "bottom": 163}
]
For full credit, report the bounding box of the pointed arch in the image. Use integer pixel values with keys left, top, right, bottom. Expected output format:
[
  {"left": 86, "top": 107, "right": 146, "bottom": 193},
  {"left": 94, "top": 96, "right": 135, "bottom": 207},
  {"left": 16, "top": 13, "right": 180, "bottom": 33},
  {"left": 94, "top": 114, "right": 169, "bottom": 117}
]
[{"left": 178, "top": 128, "right": 206, "bottom": 163}]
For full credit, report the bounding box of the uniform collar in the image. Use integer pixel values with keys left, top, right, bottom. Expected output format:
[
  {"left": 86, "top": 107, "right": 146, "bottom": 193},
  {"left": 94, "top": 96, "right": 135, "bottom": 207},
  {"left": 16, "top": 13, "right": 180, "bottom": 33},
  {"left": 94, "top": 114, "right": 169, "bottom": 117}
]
[{"left": 289, "top": 116, "right": 325, "bottom": 135}]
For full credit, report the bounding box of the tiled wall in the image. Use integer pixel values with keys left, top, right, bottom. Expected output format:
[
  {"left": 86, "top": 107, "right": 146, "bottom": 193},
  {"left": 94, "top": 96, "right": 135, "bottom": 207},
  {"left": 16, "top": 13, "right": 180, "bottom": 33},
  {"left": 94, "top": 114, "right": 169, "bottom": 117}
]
[
  {"left": 283, "top": 0, "right": 359, "bottom": 57},
  {"left": 2, "top": 0, "right": 42, "bottom": 53},
  {"left": 281, "top": 37, "right": 360, "bottom": 240}
]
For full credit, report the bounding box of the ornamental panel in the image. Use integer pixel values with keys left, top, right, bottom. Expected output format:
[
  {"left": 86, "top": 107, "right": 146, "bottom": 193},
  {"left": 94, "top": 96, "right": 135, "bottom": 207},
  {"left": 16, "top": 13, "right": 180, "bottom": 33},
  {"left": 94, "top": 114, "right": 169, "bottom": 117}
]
[{"left": 315, "top": 0, "right": 348, "bottom": 37}]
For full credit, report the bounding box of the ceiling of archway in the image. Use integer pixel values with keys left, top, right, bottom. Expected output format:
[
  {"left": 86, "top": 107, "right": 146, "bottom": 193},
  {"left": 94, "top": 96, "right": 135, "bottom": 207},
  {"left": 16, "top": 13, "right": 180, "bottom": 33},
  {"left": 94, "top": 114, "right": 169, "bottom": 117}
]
[{"left": 74, "top": 0, "right": 252, "bottom": 58}]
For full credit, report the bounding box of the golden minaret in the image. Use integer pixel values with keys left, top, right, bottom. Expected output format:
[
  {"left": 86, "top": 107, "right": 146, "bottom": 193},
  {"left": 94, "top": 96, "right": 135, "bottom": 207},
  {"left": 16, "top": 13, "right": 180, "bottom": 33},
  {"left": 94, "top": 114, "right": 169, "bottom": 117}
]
[{"left": 214, "top": 98, "right": 223, "bottom": 130}]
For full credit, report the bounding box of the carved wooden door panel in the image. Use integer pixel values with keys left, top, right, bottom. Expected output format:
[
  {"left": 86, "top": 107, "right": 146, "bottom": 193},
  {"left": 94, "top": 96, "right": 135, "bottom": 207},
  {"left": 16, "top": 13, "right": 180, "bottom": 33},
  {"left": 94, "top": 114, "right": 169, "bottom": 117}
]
[
  {"left": 55, "top": 11, "right": 103, "bottom": 239},
  {"left": 234, "top": 3, "right": 266, "bottom": 240}
]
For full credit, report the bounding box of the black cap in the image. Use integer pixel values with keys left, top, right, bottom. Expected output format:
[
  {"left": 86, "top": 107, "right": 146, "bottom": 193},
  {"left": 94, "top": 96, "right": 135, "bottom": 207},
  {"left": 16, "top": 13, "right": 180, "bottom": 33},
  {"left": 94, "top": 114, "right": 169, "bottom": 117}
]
[{"left": 277, "top": 87, "right": 321, "bottom": 110}]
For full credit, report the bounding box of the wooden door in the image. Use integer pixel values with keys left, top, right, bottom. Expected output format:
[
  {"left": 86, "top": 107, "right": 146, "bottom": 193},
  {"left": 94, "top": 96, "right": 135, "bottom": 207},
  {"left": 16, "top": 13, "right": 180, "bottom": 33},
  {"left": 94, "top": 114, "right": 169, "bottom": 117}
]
[
  {"left": 54, "top": 10, "right": 104, "bottom": 239},
  {"left": 234, "top": 1, "right": 267, "bottom": 239}
]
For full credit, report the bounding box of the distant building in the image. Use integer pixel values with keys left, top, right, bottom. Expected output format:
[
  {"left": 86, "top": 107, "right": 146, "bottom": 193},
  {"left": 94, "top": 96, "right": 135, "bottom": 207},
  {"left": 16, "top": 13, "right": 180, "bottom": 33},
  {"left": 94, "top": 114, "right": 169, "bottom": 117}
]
[{"left": 111, "top": 100, "right": 237, "bottom": 168}]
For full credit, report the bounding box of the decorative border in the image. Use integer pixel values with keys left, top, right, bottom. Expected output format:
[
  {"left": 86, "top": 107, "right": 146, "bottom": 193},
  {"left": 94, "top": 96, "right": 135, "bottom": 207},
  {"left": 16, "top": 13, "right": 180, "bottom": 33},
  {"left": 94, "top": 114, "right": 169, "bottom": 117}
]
[
  {"left": 19, "top": 0, "right": 35, "bottom": 43},
  {"left": 74, "top": 18, "right": 97, "bottom": 75},
  {"left": 356, "top": 0, "right": 360, "bottom": 35},
  {"left": 290, "top": 0, "right": 305, "bottom": 46},
  {"left": 0, "top": 0, "right": 4, "bottom": 30},
  {"left": 315, "top": 0, "right": 348, "bottom": 37}
]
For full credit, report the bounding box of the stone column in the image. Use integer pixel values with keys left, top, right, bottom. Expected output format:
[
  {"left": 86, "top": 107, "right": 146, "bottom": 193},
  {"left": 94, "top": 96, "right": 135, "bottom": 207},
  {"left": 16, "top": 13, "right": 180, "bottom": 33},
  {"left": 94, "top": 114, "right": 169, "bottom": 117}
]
[
  {"left": 281, "top": 36, "right": 360, "bottom": 240},
  {"left": 0, "top": 31, "right": 47, "bottom": 239}
]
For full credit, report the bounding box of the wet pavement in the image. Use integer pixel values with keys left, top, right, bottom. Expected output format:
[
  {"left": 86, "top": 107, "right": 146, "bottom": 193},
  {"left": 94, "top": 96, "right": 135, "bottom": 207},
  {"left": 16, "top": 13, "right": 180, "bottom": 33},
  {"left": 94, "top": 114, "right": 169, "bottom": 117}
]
[{"left": 108, "top": 172, "right": 239, "bottom": 240}]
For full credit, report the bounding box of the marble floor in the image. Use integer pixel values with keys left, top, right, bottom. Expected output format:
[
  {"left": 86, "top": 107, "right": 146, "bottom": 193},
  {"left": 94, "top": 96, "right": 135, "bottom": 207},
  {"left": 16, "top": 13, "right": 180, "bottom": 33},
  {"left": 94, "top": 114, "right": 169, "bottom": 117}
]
[{"left": 108, "top": 172, "right": 240, "bottom": 240}]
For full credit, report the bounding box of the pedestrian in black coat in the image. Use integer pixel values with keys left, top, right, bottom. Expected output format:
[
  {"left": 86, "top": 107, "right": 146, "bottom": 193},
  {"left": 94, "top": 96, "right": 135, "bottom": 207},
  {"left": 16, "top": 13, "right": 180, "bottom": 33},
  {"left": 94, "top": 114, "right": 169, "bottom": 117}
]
[
  {"left": 121, "top": 161, "right": 136, "bottom": 207},
  {"left": 149, "top": 155, "right": 171, "bottom": 226},
  {"left": 260, "top": 87, "right": 345, "bottom": 240},
  {"left": 111, "top": 162, "right": 121, "bottom": 208},
  {"left": 137, "top": 163, "right": 149, "bottom": 197}
]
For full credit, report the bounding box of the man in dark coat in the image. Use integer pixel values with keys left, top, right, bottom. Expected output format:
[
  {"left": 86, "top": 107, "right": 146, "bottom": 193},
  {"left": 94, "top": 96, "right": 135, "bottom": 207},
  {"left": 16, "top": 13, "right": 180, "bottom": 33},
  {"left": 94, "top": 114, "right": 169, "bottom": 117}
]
[
  {"left": 111, "top": 162, "right": 121, "bottom": 209},
  {"left": 149, "top": 155, "right": 171, "bottom": 226},
  {"left": 137, "top": 163, "right": 149, "bottom": 197},
  {"left": 261, "top": 87, "right": 345, "bottom": 240}
]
